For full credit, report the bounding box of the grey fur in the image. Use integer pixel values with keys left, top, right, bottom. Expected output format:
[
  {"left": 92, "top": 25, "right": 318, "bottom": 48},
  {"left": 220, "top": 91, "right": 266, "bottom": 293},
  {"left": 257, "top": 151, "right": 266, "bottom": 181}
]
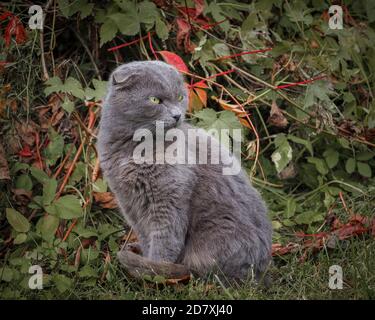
[{"left": 98, "top": 61, "right": 272, "bottom": 282}]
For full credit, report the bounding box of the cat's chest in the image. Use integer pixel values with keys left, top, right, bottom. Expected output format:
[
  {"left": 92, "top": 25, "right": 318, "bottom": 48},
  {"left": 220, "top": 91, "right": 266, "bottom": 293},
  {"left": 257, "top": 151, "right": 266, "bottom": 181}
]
[{"left": 114, "top": 160, "right": 194, "bottom": 201}]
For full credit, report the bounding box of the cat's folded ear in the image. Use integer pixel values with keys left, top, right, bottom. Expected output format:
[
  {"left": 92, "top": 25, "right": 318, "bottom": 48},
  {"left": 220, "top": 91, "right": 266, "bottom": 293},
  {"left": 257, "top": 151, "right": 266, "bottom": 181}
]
[{"left": 111, "top": 67, "right": 142, "bottom": 88}]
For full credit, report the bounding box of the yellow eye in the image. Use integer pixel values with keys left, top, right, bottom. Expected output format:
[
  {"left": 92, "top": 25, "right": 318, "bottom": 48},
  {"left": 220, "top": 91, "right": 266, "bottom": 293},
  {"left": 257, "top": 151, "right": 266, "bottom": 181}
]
[
  {"left": 149, "top": 96, "right": 161, "bottom": 104},
  {"left": 178, "top": 95, "right": 184, "bottom": 102}
]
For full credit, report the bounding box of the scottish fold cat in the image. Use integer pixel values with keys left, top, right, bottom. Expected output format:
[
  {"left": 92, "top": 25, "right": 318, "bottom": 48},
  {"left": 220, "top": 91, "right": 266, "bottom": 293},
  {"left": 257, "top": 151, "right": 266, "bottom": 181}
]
[{"left": 97, "top": 61, "right": 272, "bottom": 283}]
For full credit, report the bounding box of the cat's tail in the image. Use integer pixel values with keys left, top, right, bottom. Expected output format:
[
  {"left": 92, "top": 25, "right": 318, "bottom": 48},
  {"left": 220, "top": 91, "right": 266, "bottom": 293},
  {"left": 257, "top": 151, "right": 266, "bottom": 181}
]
[{"left": 117, "top": 250, "right": 191, "bottom": 280}]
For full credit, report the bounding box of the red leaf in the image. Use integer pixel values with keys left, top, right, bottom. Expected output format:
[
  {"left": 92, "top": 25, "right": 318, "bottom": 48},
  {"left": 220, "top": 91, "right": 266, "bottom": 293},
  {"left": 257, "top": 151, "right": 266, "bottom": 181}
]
[
  {"left": 189, "top": 80, "right": 208, "bottom": 89},
  {"left": 158, "top": 50, "right": 189, "bottom": 73},
  {"left": 4, "top": 16, "right": 27, "bottom": 47},
  {"left": 176, "top": 18, "right": 195, "bottom": 53},
  {"left": 19, "top": 145, "right": 33, "bottom": 157},
  {"left": 0, "top": 11, "right": 12, "bottom": 21},
  {"left": 193, "top": 0, "right": 205, "bottom": 17}
]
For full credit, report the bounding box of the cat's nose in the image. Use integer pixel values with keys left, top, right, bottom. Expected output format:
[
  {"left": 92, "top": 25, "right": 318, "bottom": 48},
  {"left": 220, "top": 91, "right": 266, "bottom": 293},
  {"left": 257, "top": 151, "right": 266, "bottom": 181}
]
[{"left": 173, "top": 114, "right": 181, "bottom": 122}]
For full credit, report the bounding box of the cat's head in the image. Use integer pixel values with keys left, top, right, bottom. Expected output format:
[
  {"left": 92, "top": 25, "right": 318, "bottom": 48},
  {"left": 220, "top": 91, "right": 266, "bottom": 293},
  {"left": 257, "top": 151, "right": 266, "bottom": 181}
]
[{"left": 102, "top": 61, "right": 188, "bottom": 138}]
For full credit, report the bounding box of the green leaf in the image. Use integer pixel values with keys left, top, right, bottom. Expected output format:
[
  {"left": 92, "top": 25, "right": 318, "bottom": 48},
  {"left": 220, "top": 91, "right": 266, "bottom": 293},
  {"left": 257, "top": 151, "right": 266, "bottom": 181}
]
[
  {"left": 84, "top": 79, "right": 108, "bottom": 101},
  {"left": 62, "top": 98, "right": 75, "bottom": 114},
  {"left": 0, "top": 266, "right": 13, "bottom": 282},
  {"left": 42, "top": 178, "right": 57, "bottom": 207},
  {"left": 109, "top": 13, "right": 140, "bottom": 36},
  {"left": 195, "top": 110, "right": 242, "bottom": 149},
  {"left": 13, "top": 233, "right": 27, "bottom": 245},
  {"left": 15, "top": 174, "right": 33, "bottom": 191},
  {"left": 356, "top": 151, "right": 374, "bottom": 161},
  {"left": 100, "top": 19, "right": 118, "bottom": 47},
  {"left": 271, "top": 134, "right": 293, "bottom": 173},
  {"left": 357, "top": 162, "right": 372, "bottom": 178},
  {"left": 78, "top": 265, "right": 98, "bottom": 278},
  {"left": 345, "top": 158, "right": 356, "bottom": 174},
  {"left": 46, "top": 195, "right": 83, "bottom": 219},
  {"left": 53, "top": 274, "right": 72, "bottom": 293},
  {"left": 44, "top": 76, "right": 84, "bottom": 99},
  {"left": 284, "top": 198, "right": 297, "bottom": 218},
  {"left": 194, "top": 108, "right": 217, "bottom": 124},
  {"left": 307, "top": 157, "right": 329, "bottom": 175},
  {"left": 64, "top": 77, "right": 85, "bottom": 99},
  {"left": 6, "top": 208, "right": 30, "bottom": 233},
  {"left": 295, "top": 211, "right": 324, "bottom": 225},
  {"left": 36, "top": 215, "right": 60, "bottom": 242},
  {"left": 44, "top": 128, "right": 64, "bottom": 166},
  {"left": 287, "top": 135, "right": 313, "bottom": 156},
  {"left": 155, "top": 17, "right": 169, "bottom": 40},
  {"left": 11, "top": 162, "right": 29, "bottom": 174},
  {"left": 44, "top": 77, "right": 63, "bottom": 96},
  {"left": 138, "top": 1, "right": 158, "bottom": 24},
  {"left": 73, "top": 225, "right": 98, "bottom": 238},
  {"left": 93, "top": 178, "right": 108, "bottom": 193},
  {"left": 78, "top": 1, "right": 94, "bottom": 19},
  {"left": 213, "top": 43, "right": 230, "bottom": 57},
  {"left": 58, "top": 0, "right": 93, "bottom": 18},
  {"left": 304, "top": 81, "right": 334, "bottom": 110},
  {"left": 68, "top": 162, "right": 86, "bottom": 185},
  {"left": 30, "top": 167, "right": 50, "bottom": 184},
  {"left": 323, "top": 148, "right": 339, "bottom": 169}
]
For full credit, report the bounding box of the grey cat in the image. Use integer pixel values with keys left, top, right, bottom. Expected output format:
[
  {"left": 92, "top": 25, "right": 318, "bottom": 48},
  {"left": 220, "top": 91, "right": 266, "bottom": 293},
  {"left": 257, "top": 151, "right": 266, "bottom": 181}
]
[{"left": 97, "top": 61, "right": 272, "bottom": 283}]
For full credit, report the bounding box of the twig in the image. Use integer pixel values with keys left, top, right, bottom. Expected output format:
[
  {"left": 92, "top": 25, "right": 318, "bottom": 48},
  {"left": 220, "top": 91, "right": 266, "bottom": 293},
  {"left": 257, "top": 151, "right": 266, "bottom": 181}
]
[
  {"left": 339, "top": 191, "right": 353, "bottom": 216},
  {"left": 62, "top": 219, "right": 77, "bottom": 242},
  {"left": 107, "top": 33, "right": 154, "bottom": 52},
  {"left": 92, "top": 157, "right": 100, "bottom": 182},
  {"left": 53, "top": 138, "right": 77, "bottom": 179},
  {"left": 34, "top": 132, "right": 43, "bottom": 169},
  {"left": 276, "top": 75, "right": 327, "bottom": 89},
  {"left": 215, "top": 48, "right": 272, "bottom": 61},
  {"left": 39, "top": 30, "right": 49, "bottom": 80}
]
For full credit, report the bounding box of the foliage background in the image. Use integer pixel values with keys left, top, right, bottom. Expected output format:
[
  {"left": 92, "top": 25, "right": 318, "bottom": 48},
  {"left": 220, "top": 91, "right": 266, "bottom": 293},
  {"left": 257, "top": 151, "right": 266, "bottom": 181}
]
[{"left": 0, "top": 0, "right": 374, "bottom": 299}]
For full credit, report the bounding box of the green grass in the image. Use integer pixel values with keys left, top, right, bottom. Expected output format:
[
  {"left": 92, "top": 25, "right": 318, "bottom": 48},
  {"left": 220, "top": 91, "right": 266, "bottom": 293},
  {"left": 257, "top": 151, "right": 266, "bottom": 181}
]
[
  {"left": 1, "top": 202, "right": 374, "bottom": 300},
  {"left": 2, "top": 236, "right": 374, "bottom": 300}
]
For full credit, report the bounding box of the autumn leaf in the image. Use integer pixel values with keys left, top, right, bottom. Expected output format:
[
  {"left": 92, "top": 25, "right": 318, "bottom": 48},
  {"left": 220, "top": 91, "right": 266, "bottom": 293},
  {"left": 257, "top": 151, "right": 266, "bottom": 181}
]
[
  {"left": 268, "top": 101, "right": 288, "bottom": 128},
  {"left": 93, "top": 192, "right": 118, "bottom": 209},
  {"left": 4, "top": 15, "right": 27, "bottom": 47},
  {"left": 211, "top": 96, "right": 247, "bottom": 117},
  {"left": 18, "top": 145, "right": 33, "bottom": 158},
  {"left": 175, "top": 18, "right": 194, "bottom": 53},
  {"left": 158, "top": 50, "right": 189, "bottom": 73},
  {"left": 188, "top": 82, "right": 207, "bottom": 112}
]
